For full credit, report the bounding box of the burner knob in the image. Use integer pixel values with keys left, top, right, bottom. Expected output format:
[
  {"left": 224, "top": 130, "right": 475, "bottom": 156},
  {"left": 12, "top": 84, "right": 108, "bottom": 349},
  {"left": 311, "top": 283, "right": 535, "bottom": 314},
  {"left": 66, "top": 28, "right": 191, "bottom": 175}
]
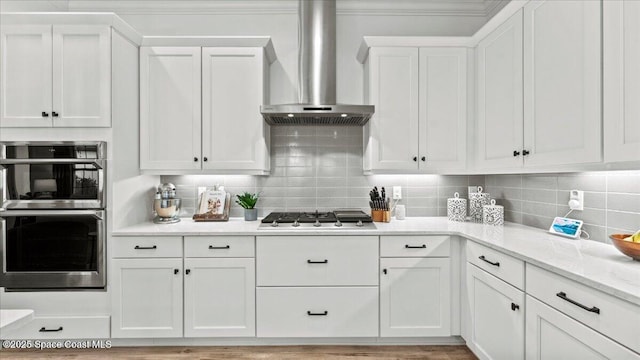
[
  {"left": 292, "top": 220, "right": 300, "bottom": 227},
  {"left": 271, "top": 221, "right": 279, "bottom": 227},
  {"left": 334, "top": 220, "right": 343, "bottom": 227},
  {"left": 356, "top": 220, "right": 364, "bottom": 227},
  {"left": 313, "top": 219, "right": 322, "bottom": 227}
]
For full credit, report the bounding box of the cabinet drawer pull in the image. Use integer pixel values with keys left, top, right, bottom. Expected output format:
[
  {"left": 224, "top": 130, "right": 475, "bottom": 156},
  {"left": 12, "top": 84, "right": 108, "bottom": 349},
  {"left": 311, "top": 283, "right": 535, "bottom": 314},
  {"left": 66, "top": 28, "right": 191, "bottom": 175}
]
[
  {"left": 421, "top": 156, "right": 426, "bottom": 162},
  {"left": 174, "top": 269, "right": 179, "bottom": 274},
  {"left": 405, "top": 244, "right": 426, "bottom": 249},
  {"left": 134, "top": 245, "right": 157, "bottom": 250},
  {"left": 185, "top": 269, "right": 191, "bottom": 275},
  {"left": 522, "top": 149, "right": 530, "bottom": 156},
  {"left": 556, "top": 292, "right": 600, "bottom": 314},
  {"left": 39, "top": 326, "right": 63, "bottom": 332},
  {"left": 42, "top": 111, "right": 49, "bottom": 117},
  {"left": 209, "top": 245, "right": 230, "bottom": 250},
  {"left": 511, "top": 303, "right": 520, "bottom": 311},
  {"left": 513, "top": 150, "right": 520, "bottom": 157},
  {"left": 479, "top": 255, "right": 500, "bottom": 267},
  {"left": 194, "top": 157, "right": 198, "bottom": 162},
  {"left": 52, "top": 111, "right": 59, "bottom": 117},
  {"left": 307, "top": 259, "right": 328, "bottom": 264},
  {"left": 307, "top": 311, "right": 328, "bottom": 316},
  {"left": 413, "top": 156, "right": 418, "bottom": 162}
]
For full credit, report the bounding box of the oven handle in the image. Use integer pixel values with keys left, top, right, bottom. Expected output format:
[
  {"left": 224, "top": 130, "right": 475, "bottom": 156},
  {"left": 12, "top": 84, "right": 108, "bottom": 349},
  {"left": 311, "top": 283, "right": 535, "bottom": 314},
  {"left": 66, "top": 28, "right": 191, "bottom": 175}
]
[
  {"left": 0, "top": 210, "right": 104, "bottom": 220},
  {"left": 0, "top": 159, "right": 105, "bottom": 169}
]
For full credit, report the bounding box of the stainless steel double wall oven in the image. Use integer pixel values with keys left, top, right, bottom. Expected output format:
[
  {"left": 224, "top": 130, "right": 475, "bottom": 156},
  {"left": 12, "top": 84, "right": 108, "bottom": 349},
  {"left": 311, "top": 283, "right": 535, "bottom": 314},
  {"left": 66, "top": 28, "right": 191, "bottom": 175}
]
[{"left": 0, "top": 142, "right": 106, "bottom": 290}]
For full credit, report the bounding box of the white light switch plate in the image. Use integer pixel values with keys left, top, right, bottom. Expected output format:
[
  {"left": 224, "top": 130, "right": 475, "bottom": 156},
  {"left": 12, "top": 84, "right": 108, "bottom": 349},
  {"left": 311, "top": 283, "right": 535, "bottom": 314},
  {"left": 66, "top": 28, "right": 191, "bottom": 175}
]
[{"left": 393, "top": 186, "right": 402, "bottom": 200}]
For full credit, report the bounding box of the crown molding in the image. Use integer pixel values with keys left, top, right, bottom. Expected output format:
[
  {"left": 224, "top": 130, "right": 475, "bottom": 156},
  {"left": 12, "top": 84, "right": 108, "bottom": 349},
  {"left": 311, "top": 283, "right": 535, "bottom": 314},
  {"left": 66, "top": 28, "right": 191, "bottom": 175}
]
[{"left": 67, "top": 0, "right": 497, "bottom": 17}]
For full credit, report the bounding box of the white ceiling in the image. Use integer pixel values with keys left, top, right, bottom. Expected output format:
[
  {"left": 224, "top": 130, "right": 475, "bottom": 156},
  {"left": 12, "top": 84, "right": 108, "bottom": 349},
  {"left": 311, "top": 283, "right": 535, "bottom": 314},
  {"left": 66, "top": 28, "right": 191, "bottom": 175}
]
[{"left": 2, "top": 0, "right": 509, "bottom": 18}]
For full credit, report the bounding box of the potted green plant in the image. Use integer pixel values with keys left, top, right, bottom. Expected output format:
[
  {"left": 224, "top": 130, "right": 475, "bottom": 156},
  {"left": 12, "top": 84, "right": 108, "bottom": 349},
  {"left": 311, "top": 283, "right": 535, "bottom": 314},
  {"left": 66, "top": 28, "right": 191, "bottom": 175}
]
[{"left": 236, "top": 192, "right": 259, "bottom": 221}]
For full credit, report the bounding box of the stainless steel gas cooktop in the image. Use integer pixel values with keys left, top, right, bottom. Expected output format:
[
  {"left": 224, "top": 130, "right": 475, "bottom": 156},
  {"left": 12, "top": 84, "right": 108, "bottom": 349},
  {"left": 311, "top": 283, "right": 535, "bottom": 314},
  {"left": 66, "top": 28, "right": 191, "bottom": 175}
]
[{"left": 258, "top": 210, "right": 376, "bottom": 230}]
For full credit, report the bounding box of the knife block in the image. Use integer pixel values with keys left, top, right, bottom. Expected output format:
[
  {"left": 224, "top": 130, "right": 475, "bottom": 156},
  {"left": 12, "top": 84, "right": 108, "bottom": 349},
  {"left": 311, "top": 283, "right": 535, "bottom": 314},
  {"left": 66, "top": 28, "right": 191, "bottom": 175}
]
[{"left": 371, "top": 210, "right": 391, "bottom": 222}]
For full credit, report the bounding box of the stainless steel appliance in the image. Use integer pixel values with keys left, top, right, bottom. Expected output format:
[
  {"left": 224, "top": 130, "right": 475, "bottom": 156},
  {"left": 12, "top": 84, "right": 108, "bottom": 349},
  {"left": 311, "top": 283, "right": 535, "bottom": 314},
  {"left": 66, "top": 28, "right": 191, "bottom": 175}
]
[
  {"left": 260, "top": 0, "right": 374, "bottom": 125},
  {"left": 153, "top": 183, "right": 181, "bottom": 224},
  {"left": 0, "top": 142, "right": 107, "bottom": 290},
  {"left": 0, "top": 142, "right": 106, "bottom": 210},
  {"left": 259, "top": 210, "right": 376, "bottom": 230}
]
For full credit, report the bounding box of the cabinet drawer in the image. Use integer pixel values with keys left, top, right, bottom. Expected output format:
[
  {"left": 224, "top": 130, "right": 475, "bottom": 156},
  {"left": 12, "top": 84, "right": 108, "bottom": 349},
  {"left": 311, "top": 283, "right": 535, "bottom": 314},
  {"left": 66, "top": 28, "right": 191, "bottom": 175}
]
[
  {"left": 112, "top": 236, "right": 182, "bottom": 258},
  {"left": 185, "top": 236, "right": 254, "bottom": 257},
  {"left": 466, "top": 241, "right": 524, "bottom": 290},
  {"left": 256, "top": 287, "right": 378, "bottom": 337},
  {"left": 256, "top": 236, "right": 378, "bottom": 286},
  {"left": 381, "top": 235, "right": 450, "bottom": 257},
  {"left": 526, "top": 264, "right": 640, "bottom": 353},
  {"left": 0, "top": 316, "right": 109, "bottom": 339}
]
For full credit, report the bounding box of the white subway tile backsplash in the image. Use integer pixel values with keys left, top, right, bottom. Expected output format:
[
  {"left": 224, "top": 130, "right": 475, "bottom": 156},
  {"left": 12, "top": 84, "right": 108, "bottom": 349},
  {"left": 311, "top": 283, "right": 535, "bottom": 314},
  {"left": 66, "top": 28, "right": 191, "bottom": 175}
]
[{"left": 162, "top": 129, "right": 638, "bottom": 245}]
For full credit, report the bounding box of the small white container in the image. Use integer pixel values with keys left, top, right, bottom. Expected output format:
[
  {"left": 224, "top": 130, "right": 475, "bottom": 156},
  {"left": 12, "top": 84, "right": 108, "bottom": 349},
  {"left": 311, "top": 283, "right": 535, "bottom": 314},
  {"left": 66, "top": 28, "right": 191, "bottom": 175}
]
[
  {"left": 483, "top": 199, "right": 504, "bottom": 226},
  {"left": 469, "top": 186, "right": 490, "bottom": 222},
  {"left": 447, "top": 192, "right": 467, "bottom": 222},
  {"left": 395, "top": 204, "right": 406, "bottom": 220}
]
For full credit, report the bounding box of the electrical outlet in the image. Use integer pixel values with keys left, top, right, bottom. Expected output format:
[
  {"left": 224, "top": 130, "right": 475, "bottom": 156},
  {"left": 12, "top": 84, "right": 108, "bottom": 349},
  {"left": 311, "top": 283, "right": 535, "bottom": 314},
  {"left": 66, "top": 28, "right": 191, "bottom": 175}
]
[
  {"left": 393, "top": 186, "right": 402, "bottom": 200},
  {"left": 569, "top": 190, "right": 584, "bottom": 211}
]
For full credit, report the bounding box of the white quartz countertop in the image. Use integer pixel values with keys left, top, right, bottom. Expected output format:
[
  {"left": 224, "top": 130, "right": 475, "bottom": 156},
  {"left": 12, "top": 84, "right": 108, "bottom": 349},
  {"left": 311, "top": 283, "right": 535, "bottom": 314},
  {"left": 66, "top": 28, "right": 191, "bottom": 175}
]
[
  {"left": 0, "top": 309, "right": 34, "bottom": 333},
  {"left": 113, "top": 217, "right": 640, "bottom": 306}
]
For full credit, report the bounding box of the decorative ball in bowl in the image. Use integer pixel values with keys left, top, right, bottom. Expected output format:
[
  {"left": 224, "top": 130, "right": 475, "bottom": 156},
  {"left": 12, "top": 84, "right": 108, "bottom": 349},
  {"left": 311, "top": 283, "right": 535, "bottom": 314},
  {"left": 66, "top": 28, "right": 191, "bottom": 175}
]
[{"left": 609, "top": 234, "right": 640, "bottom": 261}]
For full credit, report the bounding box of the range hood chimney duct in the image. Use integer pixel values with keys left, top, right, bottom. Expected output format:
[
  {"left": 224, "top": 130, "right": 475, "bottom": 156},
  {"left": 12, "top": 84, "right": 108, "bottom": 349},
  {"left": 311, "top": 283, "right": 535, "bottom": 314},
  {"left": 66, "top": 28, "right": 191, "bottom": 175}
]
[{"left": 260, "top": 0, "right": 374, "bottom": 126}]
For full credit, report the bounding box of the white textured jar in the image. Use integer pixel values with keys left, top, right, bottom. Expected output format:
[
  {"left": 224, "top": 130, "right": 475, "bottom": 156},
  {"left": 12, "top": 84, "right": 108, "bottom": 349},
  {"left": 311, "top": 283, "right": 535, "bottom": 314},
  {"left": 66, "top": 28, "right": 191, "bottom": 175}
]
[
  {"left": 447, "top": 192, "right": 467, "bottom": 222},
  {"left": 483, "top": 199, "right": 504, "bottom": 226},
  {"left": 469, "top": 186, "right": 490, "bottom": 222}
]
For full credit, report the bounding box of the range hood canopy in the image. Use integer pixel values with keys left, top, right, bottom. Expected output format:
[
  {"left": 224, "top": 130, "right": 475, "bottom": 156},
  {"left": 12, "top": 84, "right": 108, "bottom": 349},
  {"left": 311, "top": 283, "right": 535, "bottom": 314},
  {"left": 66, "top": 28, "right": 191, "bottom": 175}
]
[{"left": 261, "top": 0, "right": 374, "bottom": 126}]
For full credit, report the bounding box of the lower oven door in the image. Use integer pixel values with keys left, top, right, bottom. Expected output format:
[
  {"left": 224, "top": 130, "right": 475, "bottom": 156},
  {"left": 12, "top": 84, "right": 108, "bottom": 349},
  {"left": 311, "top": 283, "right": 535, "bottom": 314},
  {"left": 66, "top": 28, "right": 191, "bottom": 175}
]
[{"left": 1, "top": 210, "right": 105, "bottom": 289}]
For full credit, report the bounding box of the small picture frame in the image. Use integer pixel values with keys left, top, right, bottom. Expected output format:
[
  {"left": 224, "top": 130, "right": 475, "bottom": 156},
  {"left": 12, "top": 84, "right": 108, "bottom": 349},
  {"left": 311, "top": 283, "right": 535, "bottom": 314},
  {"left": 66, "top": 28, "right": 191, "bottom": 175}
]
[{"left": 548, "top": 217, "right": 583, "bottom": 239}]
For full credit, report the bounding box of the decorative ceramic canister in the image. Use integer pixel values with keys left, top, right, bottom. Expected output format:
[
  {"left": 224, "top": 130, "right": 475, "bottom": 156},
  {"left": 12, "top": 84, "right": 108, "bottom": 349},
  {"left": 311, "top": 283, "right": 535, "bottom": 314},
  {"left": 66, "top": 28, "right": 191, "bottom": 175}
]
[
  {"left": 447, "top": 192, "right": 467, "bottom": 222},
  {"left": 483, "top": 199, "right": 504, "bottom": 226},
  {"left": 469, "top": 186, "right": 491, "bottom": 222}
]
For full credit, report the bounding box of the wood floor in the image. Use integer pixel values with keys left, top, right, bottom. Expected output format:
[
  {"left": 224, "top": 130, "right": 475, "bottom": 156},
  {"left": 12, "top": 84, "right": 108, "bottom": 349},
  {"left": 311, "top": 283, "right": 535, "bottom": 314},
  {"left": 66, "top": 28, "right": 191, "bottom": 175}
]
[{"left": 1, "top": 345, "right": 478, "bottom": 360}]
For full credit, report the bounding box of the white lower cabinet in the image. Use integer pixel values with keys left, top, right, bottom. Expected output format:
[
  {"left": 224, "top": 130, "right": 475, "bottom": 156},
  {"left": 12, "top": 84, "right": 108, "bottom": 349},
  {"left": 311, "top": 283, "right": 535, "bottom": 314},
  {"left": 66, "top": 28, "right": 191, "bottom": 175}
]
[
  {"left": 111, "top": 258, "right": 183, "bottom": 338},
  {"left": 466, "top": 263, "right": 525, "bottom": 360},
  {"left": 256, "top": 287, "right": 378, "bottom": 338},
  {"left": 526, "top": 295, "right": 639, "bottom": 360},
  {"left": 184, "top": 258, "right": 255, "bottom": 337},
  {"left": 380, "top": 257, "right": 451, "bottom": 337}
]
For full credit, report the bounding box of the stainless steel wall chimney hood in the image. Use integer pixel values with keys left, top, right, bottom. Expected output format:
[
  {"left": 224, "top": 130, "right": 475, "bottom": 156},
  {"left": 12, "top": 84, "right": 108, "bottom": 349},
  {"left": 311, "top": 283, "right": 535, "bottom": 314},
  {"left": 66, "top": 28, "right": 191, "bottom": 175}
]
[{"left": 260, "top": 0, "right": 374, "bottom": 125}]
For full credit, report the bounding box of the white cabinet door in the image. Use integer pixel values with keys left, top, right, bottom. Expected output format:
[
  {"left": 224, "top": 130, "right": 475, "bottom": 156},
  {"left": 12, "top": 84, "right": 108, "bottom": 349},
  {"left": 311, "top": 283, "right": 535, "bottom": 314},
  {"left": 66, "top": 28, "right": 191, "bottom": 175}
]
[
  {"left": 202, "top": 47, "right": 269, "bottom": 173},
  {"left": 140, "top": 47, "right": 202, "bottom": 170},
  {"left": 418, "top": 48, "right": 466, "bottom": 171},
  {"left": 111, "top": 258, "right": 183, "bottom": 338},
  {"left": 52, "top": 25, "right": 110, "bottom": 127},
  {"left": 476, "top": 10, "right": 524, "bottom": 170},
  {"left": 184, "top": 258, "right": 255, "bottom": 337},
  {"left": 523, "top": 0, "right": 601, "bottom": 166},
  {"left": 364, "top": 47, "right": 420, "bottom": 171},
  {"left": 380, "top": 257, "right": 451, "bottom": 337},
  {"left": 604, "top": 0, "right": 640, "bottom": 163},
  {"left": 466, "top": 263, "right": 524, "bottom": 360},
  {"left": 526, "top": 295, "right": 639, "bottom": 360},
  {"left": 0, "top": 25, "right": 52, "bottom": 127}
]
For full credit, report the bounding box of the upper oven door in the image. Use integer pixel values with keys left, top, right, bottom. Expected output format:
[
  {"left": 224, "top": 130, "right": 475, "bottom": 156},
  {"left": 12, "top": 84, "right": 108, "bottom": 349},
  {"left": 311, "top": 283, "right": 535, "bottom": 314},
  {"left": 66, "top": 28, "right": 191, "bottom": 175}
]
[
  {"left": 0, "top": 143, "right": 106, "bottom": 209},
  {"left": 0, "top": 209, "right": 105, "bottom": 289}
]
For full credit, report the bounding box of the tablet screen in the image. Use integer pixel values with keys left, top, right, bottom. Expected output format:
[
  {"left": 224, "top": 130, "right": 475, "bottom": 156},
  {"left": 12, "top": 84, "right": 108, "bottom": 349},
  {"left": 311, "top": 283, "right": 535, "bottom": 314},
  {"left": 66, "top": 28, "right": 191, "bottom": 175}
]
[{"left": 549, "top": 217, "right": 583, "bottom": 238}]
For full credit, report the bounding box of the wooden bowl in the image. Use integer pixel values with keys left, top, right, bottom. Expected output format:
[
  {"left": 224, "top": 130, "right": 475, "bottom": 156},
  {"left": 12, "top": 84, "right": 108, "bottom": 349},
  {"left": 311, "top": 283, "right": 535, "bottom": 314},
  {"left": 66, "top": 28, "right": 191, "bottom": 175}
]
[{"left": 610, "top": 234, "right": 640, "bottom": 261}]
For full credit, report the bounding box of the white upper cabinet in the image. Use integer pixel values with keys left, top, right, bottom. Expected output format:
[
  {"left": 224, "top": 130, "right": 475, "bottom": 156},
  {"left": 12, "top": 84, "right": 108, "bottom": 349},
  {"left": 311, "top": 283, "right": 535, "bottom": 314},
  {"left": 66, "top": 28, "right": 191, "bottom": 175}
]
[
  {"left": 476, "top": 11, "right": 524, "bottom": 170},
  {"left": 0, "top": 24, "right": 111, "bottom": 128},
  {"left": 52, "top": 25, "right": 111, "bottom": 127},
  {"left": 202, "top": 47, "right": 270, "bottom": 173},
  {"left": 140, "top": 42, "right": 272, "bottom": 174},
  {"left": 418, "top": 48, "right": 467, "bottom": 171},
  {"left": 362, "top": 45, "right": 467, "bottom": 173},
  {"left": 0, "top": 25, "right": 52, "bottom": 127},
  {"left": 523, "top": 0, "right": 601, "bottom": 166},
  {"left": 140, "top": 47, "right": 202, "bottom": 171},
  {"left": 604, "top": 0, "right": 640, "bottom": 163},
  {"left": 364, "top": 47, "right": 420, "bottom": 172}
]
